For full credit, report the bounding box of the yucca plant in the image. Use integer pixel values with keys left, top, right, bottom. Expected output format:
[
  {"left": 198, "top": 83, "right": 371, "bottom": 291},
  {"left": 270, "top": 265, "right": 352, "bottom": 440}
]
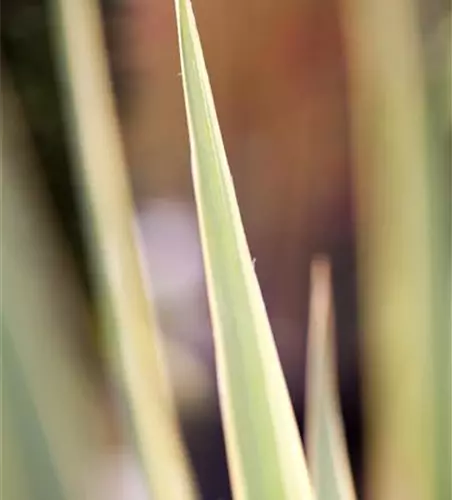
[
  {"left": 3, "top": 0, "right": 448, "bottom": 499},
  {"left": 49, "top": 0, "right": 355, "bottom": 498}
]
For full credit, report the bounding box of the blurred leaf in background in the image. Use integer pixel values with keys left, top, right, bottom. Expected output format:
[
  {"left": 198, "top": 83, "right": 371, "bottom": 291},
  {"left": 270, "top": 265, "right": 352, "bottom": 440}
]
[
  {"left": 1, "top": 0, "right": 89, "bottom": 291},
  {"left": 423, "top": 11, "right": 452, "bottom": 500},
  {"left": 305, "top": 257, "right": 357, "bottom": 500},
  {"left": 49, "top": 0, "right": 199, "bottom": 498},
  {"left": 2, "top": 64, "right": 106, "bottom": 500},
  {"left": 341, "top": 0, "right": 450, "bottom": 498}
]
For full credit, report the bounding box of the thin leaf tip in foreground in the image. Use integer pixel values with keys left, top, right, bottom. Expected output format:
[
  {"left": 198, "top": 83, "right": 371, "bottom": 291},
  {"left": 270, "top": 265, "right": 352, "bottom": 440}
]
[{"left": 174, "top": 0, "right": 313, "bottom": 498}]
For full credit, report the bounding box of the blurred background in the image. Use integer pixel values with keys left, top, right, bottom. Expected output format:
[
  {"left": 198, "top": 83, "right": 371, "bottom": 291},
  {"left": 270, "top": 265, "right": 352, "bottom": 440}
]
[{"left": 1, "top": 0, "right": 450, "bottom": 499}]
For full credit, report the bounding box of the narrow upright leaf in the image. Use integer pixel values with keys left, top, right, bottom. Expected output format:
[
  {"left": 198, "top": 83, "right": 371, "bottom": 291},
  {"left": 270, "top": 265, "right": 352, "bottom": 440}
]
[
  {"left": 424, "top": 14, "right": 452, "bottom": 500},
  {"left": 174, "top": 1, "right": 313, "bottom": 498},
  {"left": 2, "top": 72, "right": 104, "bottom": 500},
  {"left": 340, "top": 0, "right": 437, "bottom": 498},
  {"left": 305, "top": 257, "right": 357, "bottom": 500},
  {"left": 50, "top": 1, "right": 199, "bottom": 498}
]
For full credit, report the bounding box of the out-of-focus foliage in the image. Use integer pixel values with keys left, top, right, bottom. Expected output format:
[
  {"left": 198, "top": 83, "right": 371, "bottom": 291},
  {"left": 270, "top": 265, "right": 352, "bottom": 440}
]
[
  {"left": 1, "top": 1, "right": 88, "bottom": 290},
  {"left": 50, "top": 0, "right": 199, "bottom": 498},
  {"left": 305, "top": 258, "right": 357, "bottom": 500},
  {"left": 2, "top": 67, "right": 105, "bottom": 500},
  {"left": 341, "top": 0, "right": 450, "bottom": 499},
  {"left": 424, "top": 13, "right": 452, "bottom": 500}
]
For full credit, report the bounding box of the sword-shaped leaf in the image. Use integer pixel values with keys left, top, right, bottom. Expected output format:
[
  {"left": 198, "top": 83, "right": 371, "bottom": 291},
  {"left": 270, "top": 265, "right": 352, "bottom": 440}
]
[
  {"left": 174, "top": 1, "right": 313, "bottom": 498},
  {"left": 50, "top": 1, "right": 199, "bottom": 498},
  {"left": 305, "top": 257, "right": 357, "bottom": 500}
]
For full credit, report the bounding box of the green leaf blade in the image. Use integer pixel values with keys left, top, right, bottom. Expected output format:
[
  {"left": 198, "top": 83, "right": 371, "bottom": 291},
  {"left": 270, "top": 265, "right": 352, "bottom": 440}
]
[
  {"left": 175, "top": 1, "right": 313, "bottom": 498},
  {"left": 305, "top": 258, "right": 357, "bottom": 500},
  {"left": 50, "top": 1, "right": 199, "bottom": 498},
  {"left": 2, "top": 71, "right": 104, "bottom": 500},
  {"left": 341, "top": 0, "right": 438, "bottom": 498}
]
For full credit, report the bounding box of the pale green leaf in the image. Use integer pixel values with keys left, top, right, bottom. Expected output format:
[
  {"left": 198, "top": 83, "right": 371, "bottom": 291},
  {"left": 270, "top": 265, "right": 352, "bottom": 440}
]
[
  {"left": 305, "top": 258, "right": 357, "bottom": 500},
  {"left": 341, "top": 0, "right": 437, "bottom": 498},
  {"left": 2, "top": 72, "right": 104, "bottom": 500},
  {"left": 174, "top": 1, "right": 313, "bottom": 498},
  {"left": 49, "top": 1, "right": 199, "bottom": 498}
]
